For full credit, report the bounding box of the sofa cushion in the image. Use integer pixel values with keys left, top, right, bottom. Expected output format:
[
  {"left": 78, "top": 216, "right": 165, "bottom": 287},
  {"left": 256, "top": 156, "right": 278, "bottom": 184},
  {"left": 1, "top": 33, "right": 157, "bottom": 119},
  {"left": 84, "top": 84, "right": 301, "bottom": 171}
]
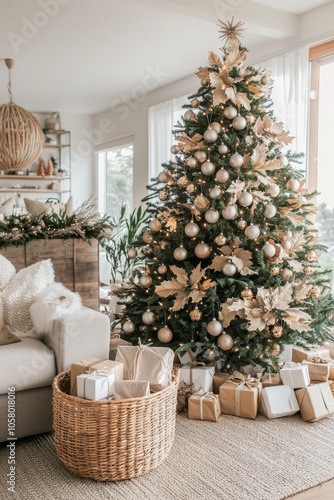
[
  {"left": 0, "top": 295, "right": 21, "bottom": 346},
  {"left": 0, "top": 337, "right": 56, "bottom": 394},
  {"left": 2, "top": 259, "right": 55, "bottom": 336},
  {"left": 0, "top": 254, "right": 16, "bottom": 291},
  {"left": 0, "top": 196, "right": 15, "bottom": 216}
]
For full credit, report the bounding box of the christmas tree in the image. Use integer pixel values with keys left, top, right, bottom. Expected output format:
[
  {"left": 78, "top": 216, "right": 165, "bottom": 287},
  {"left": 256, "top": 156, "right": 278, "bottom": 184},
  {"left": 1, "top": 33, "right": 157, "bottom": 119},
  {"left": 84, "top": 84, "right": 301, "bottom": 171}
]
[{"left": 116, "top": 19, "right": 334, "bottom": 372}]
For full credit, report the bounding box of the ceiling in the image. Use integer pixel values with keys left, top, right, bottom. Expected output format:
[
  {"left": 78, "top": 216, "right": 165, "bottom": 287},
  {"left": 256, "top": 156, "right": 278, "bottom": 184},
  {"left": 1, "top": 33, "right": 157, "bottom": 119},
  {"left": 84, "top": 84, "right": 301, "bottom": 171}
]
[{"left": 0, "top": 0, "right": 332, "bottom": 115}]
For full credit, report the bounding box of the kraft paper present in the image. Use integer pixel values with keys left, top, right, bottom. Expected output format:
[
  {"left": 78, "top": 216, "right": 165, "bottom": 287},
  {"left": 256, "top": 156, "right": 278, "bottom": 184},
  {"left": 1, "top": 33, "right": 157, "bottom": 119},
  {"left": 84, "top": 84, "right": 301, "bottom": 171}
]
[
  {"left": 295, "top": 382, "right": 334, "bottom": 422},
  {"left": 113, "top": 380, "right": 150, "bottom": 400},
  {"left": 261, "top": 385, "right": 299, "bottom": 419},
  {"left": 213, "top": 372, "right": 230, "bottom": 394},
  {"left": 109, "top": 333, "right": 132, "bottom": 361},
  {"left": 261, "top": 373, "right": 282, "bottom": 388},
  {"left": 219, "top": 371, "right": 261, "bottom": 420},
  {"left": 70, "top": 357, "right": 124, "bottom": 396},
  {"left": 301, "top": 360, "right": 330, "bottom": 382},
  {"left": 323, "top": 341, "right": 334, "bottom": 358},
  {"left": 115, "top": 344, "right": 174, "bottom": 392},
  {"left": 292, "top": 345, "right": 330, "bottom": 363},
  {"left": 188, "top": 391, "right": 221, "bottom": 422},
  {"left": 280, "top": 362, "right": 310, "bottom": 389},
  {"left": 179, "top": 364, "right": 215, "bottom": 393},
  {"left": 77, "top": 372, "right": 115, "bottom": 400}
]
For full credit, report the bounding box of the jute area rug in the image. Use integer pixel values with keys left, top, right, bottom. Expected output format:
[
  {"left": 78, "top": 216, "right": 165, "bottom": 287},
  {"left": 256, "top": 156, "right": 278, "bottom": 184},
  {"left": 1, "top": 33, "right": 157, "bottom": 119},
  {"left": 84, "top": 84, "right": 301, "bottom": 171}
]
[{"left": 1, "top": 412, "right": 334, "bottom": 500}]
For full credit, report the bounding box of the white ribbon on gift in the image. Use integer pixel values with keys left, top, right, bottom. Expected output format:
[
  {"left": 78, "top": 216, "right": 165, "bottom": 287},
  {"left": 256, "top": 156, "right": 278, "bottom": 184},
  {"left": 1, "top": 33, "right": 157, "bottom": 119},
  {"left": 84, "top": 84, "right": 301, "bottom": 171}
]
[
  {"left": 84, "top": 369, "right": 115, "bottom": 398},
  {"left": 196, "top": 390, "right": 219, "bottom": 420},
  {"left": 128, "top": 340, "right": 172, "bottom": 386}
]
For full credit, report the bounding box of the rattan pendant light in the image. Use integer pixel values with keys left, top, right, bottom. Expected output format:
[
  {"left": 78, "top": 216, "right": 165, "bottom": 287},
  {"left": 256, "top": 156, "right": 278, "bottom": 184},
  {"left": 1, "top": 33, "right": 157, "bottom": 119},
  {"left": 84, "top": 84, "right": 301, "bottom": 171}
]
[{"left": 0, "top": 58, "right": 44, "bottom": 171}]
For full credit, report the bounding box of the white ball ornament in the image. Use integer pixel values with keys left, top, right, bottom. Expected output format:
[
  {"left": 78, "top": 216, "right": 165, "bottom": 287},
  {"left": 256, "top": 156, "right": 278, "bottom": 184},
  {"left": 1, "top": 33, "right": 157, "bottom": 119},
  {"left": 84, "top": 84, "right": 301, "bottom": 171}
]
[
  {"left": 218, "top": 144, "right": 228, "bottom": 155},
  {"left": 158, "top": 171, "right": 171, "bottom": 183},
  {"left": 187, "top": 157, "right": 197, "bottom": 169},
  {"left": 149, "top": 219, "right": 162, "bottom": 233},
  {"left": 281, "top": 268, "right": 293, "bottom": 281},
  {"left": 191, "top": 98, "right": 200, "bottom": 108},
  {"left": 223, "top": 259, "right": 237, "bottom": 276},
  {"left": 264, "top": 203, "right": 277, "bottom": 218},
  {"left": 204, "top": 128, "right": 218, "bottom": 143},
  {"left": 209, "top": 186, "right": 222, "bottom": 199},
  {"left": 128, "top": 247, "right": 137, "bottom": 259},
  {"left": 224, "top": 106, "right": 238, "bottom": 120},
  {"left": 194, "top": 242, "right": 211, "bottom": 259},
  {"left": 245, "top": 224, "right": 260, "bottom": 240},
  {"left": 184, "top": 109, "right": 196, "bottom": 121},
  {"left": 207, "top": 319, "right": 223, "bottom": 337},
  {"left": 194, "top": 151, "right": 207, "bottom": 163},
  {"left": 142, "top": 310, "right": 155, "bottom": 325},
  {"left": 266, "top": 184, "right": 280, "bottom": 198},
  {"left": 229, "top": 153, "right": 243, "bottom": 168},
  {"left": 158, "top": 264, "right": 168, "bottom": 274},
  {"left": 281, "top": 238, "right": 292, "bottom": 250},
  {"left": 286, "top": 178, "right": 300, "bottom": 191},
  {"left": 139, "top": 274, "right": 152, "bottom": 288},
  {"left": 174, "top": 245, "right": 188, "bottom": 261},
  {"left": 278, "top": 154, "right": 288, "bottom": 166},
  {"left": 222, "top": 204, "right": 238, "bottom": 220},
  {"left": 170, "top": 145, "right": 179, "bottom": 154},
  {"left": 232, "top": 116, "right": 247, "bottom": 131},
  {"left": 201, "top": 160, "right": 215, "bottom": 176},
  {"left": 216, "top": 168, "right": 229, "bottom": 183},
  {"left": 238, "top": 191, "right": 253, "bottom": 207},
  {"left": 262, "top": 242, "right": 276, "bottom": 258},
  {"left": 185, "top": 222, "right": 200, "bottom": 237},
  {"left": 123, "top": 320, "right": 135, "bottom": 334},
  {"left": 158, "top": 326, "right": 173, "bottom": 343},
  {"left": 204, "top": 209, "right": 220, "bottom": 224},
  {"left": 211, "top": 122, "right": 222, "bottom": 134},
  {"left": 217, "top": 333, "right": 234, "bottom": 350}
]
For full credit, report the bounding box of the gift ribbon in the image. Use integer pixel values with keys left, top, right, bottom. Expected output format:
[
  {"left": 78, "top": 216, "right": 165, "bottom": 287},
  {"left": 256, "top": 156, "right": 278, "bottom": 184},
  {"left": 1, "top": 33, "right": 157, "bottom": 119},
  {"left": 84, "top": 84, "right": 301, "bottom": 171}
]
[
  {"left": 227, "top": 371, "right": 261, "bottom": 417},
  {"left": 307, "top": 354, "right": 334, "bottom": 365},
  {"left": 196, "top": 390, "right": 219, "bottom": 420},
  {"left": 83, "top": 370, "right": 114, "bottom": 398},
  {"left": 128, "top": 341, "right": 172, "bottom": 385},
  {"left": 83, "top": 359, "right": 105, "bottom": 373}
]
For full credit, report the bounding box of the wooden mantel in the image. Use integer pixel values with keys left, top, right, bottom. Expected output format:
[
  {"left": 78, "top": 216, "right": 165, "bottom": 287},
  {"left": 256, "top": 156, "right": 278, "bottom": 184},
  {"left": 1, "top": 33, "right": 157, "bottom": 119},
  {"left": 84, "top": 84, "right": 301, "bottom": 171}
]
[{"left": 0, "top": 239, "right": 99, "bottom": 310}]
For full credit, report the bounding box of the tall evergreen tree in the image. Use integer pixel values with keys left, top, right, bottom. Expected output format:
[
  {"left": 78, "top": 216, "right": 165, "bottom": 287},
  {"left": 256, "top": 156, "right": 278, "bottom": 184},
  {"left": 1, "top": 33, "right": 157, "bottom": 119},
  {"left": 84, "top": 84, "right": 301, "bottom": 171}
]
[{"left": 116, "top": 19, "right": 334, "bottom": 372}]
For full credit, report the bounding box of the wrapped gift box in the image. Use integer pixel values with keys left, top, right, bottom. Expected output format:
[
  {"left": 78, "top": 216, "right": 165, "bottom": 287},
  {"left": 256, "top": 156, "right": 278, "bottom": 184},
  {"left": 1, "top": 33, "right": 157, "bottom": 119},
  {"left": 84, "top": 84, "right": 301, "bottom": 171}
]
[
  {"left": 188, "top": 391, "right": 221, "bottom": 422},
  {"left": 109, "top": 333, "right": 132, "bottom": 361},
  {"left": 261, "top": 373, "right": 282, "bottom": 388},
  {"left": 179, "top": 364, "right": 215, "bottom": 393},
  {"left": 261, "top": 385, "right": 299, "bottom": 419},
  {"left": 77, "top": 372, "right": 115, "bottom": 400},
  {"left": 323, "top": 341, "right": 334, "bottom": 358},
  {"left": 280, "top": 363, "right": 310, "bottom": 389},
  {"left": 115, "top": 344, "right": 174, "bottom": 392},
  {"left": 71, "top": 357, "right": 124, "bottom": 396},
  {"left": 295, "top": 382, "right": 334, "bottom": 422},
  {"left": 113, "top": 380, "right": 150, "bottom": 400},
  {"left": 292, "top": 345, "right": 330, "bottom": 363},
  {"left": 219, "top": 372, "right": 261, "bottom": 420},
  {"left": 177, "top": 346, "right": 203, "bottom": 366},
  {"left": 213, "top": 372, "right": 230, "bottom": 394},
  {"left": 301, "top": 360, "right": 330, "bottom": 382}
]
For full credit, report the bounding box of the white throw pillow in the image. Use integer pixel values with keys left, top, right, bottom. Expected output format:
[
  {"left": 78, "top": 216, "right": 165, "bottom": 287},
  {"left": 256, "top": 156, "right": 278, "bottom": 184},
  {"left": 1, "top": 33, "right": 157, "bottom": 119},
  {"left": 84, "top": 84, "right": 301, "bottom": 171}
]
[
  {"left": 0, "top": 254, "right": 16, "bottom": 291},
  {"left": 0, "top": 196, "right": 15, "bottom": 216},
  {"left": 2, "top": 259, "right": 55, "bottom": 336},
  {"left": 29, "top": 282, "right": 82, "bottom": 337},
  {"left": 24, "top": 198, "right": 52, "bottom": 218}
]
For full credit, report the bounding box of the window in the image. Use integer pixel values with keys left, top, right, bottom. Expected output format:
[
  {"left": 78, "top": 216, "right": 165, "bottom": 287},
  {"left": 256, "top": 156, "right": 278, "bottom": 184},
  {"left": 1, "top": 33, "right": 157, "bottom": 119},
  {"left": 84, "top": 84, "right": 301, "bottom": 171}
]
[
  {"left": 98, "top": 141, "right": 134, "bottom": 220},
  {"left": 309, "top": 40, "right": 334, "bottom": 286}
]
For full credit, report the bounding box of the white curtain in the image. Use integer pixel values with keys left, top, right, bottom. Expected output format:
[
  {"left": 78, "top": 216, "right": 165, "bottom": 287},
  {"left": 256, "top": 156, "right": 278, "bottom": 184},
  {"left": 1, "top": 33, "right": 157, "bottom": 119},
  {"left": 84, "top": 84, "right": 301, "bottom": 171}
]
[
  {"left": 257, "top": 47, "right": 309, "bottom": 156},
  {"left": 148, "top": 95, "right": 188, "bottom": 182}
]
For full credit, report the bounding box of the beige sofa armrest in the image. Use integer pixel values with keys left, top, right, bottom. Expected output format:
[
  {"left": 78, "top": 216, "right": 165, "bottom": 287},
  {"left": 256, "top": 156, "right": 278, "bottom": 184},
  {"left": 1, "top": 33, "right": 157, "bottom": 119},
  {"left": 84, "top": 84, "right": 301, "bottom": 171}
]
[{"left": 43, "top": 307, "right": 110, "bottom": 373}]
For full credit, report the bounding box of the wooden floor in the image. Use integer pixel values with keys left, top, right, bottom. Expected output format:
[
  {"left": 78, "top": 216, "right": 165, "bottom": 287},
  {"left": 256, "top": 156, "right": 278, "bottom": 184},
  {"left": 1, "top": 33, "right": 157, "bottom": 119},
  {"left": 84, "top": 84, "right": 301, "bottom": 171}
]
[{"left": 288, "top": 478, "right": 334, "bottom": 499}]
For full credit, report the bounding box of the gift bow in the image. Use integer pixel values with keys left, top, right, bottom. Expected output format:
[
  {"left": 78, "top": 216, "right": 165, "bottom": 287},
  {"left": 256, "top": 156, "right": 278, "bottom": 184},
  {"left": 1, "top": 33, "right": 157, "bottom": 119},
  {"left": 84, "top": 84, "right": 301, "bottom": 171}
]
[
  {"left": 307, "top": 354, "right": 334, "bottom": 365},
  {"left": 83, "top": 369, "right": 114, "bottom": 397},
  {"left": 227, "top": 371, "right": 261, "bottom": 417},
  {"left": 283, "top": 362, "right": 300, "bottom": 369}
]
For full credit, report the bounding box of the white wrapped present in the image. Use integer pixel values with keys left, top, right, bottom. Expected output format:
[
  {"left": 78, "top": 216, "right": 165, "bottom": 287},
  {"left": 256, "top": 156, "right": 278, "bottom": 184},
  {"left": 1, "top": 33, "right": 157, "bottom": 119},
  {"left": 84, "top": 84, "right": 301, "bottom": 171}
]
[
  {"left": 280, "top": 362, "right": 310, "bottom": 389},
  {"left": 113, "top": 380, "right": 150, "bottom": 400},
  {"left": 177, "top": 346, "right": 203, "bottom": 366},
  {"left": 179, "top": 364, "right": 215, "bottom": 393},
  {"left": 323, "top": 341, "right": 334, "bottom": 358},
  {"left": 261, "top": 385, "right": 299, "bottom": 419},
  {"left": 77, "top": 372, "right": 115, "bottom": 400},
  {"left": 115, "top": 343, "right": 174, "bottom": 392}
]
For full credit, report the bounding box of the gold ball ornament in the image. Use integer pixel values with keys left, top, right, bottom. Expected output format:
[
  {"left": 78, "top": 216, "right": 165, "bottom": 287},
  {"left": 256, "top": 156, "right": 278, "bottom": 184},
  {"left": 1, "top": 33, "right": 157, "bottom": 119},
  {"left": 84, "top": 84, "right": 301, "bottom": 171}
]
[
  {"left": 159, "top": 189, "right": 169, "bottom": 201},
  {"left": 190, "top": 307, "right": 203, "bottom": 321},
  {"left": 128, "top": 247, "right": 137, "bottom": 259},
  {"left": 194, "top": 195, "right": 210, "bottom": 211},
  {"left": 139, "top": 274, "right": 152, "bottom": 288},
  {"left": 185, "top": 221, "right": 200, "bottom": 237},
  {"left": 270, "top": 266, "right": 280, "bottom": 276},
  {"left": 184, "top": 109, "right": 196, "bottom": 121},
  {"left": 174, "top": 245, "right": 188, "bottom": 261},
  {"left": 160, "top": 240, "right": 168, "bottom": 250},
  {"left": 207, "top": 319, "right": 223, "bottom": 336},
  {"left": 281, "top": 268, "right": 293, "bottom": 280},
  {"left": 306, "top": 251, "right": 317, "bottom": 263},
  {"left": 194, "top": 242, "right": 211, "bottom": 259},
  {"left": 241, "top": 289, "right": 253, "bottom": 300},
  {"left": 309, "top": 286, "right": 321, "bottom": 298},
  {"left": 158, "top": 326, "right": 173, "bottom": 343},
  {"left": 170, "top": 145, "right": 180, "bottom": 154},
  {"left": 158, "top": 264, "right": 168, "bottom": 274},
  {"left": 158, "top": 171, "right": 171, "bottom": 183},
  {"left": 142, "top": 310, "right": 155, "bottom": 325},
  {"left": 177, "top": 176, "right": 190, "bottom": 188},
  {"left": 303, "top": 266, "right": 314, "bottom": 276},
  {"left": 214, "top": 234, "right": 226, "bottom": 246},
  {"left": 217, "top": 333, "right": 234, "bottom": 350},
  {"left": 186, "top": 183, "right": 196, "bottom": 194},
  {"left": 270, "top": 324, "right": 284, "bottom": 338},
  {"left": 142, "top": 231, "right": 154, "bottom": 244},
  {"left": 194, "top": 150, "right": 207, "bottom": 163},
  {"left": 191, "top": 98, "right": 200, "bottom": 108},
  {"left": 123, "top": 320, "right": 135, "bottom": 334},
  {"left": 268, "top": 343, "right": 281, "bottom": 356},
  {"left": 149, "top": 219, "right": 162, "bottom": 233},
  {"left": 237, "top": 219, "right": 247, "bottom": 230}
]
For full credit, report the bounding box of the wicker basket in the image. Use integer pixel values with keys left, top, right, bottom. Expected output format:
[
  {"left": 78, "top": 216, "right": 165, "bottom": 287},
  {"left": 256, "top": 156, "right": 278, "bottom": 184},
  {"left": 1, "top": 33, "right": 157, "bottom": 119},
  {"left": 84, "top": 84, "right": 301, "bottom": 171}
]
[{"left": 52, "top": 368, "right": 179, "bottom": 481}]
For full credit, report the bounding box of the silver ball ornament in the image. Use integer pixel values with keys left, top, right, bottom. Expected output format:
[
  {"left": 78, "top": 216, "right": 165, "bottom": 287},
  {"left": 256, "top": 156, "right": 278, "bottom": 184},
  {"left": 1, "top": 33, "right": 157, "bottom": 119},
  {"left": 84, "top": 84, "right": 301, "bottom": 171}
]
[
  {"left": 232, "top": 116, "right": 247, "bottom": 130},
  {"left": 224, "top": 106, "right": 238, "bottom": 120},
  {"left": 245, "top": 224, "right": 260, "bottom": 240},
  {"left": 218, "top": 144, "right": 228, "bottom": 155},
  {"left": 211, "top": 122, "right": 222, "bottom": 134},
  {"left": 264, "top": 203, "right": 277, "bottom": 218},
  {"left": 158, "top": 171, "right": 171, "bottom": 183},
  {"left": 201, "top": 160, "right": 215, "bottom": 176},
  {"left": 158, "top": 264, "right": 168, "bottom": 274},
  {"left": 174, "top": 245, "right": 188, "bottom": 261},
  {"left": 191, "top": 98, "right": 200, "bottom": 108},
  {"left": 217, "top": 333, "right": 234, "bottom": 350},
  {"left": 222, "top": 204, "right": 238, "bottom": 220},
  {"left": 139, "top": 274, "right": 152, "bottom": 288},
  {"left": 187, "top": 157, "right": 197, "bottom": 169},
  {"left": 222, "top": 260, "right": 237, "bottom": 276},
  {"left": 216, "top": 168, "right": 229, "bottom": 183},
  {"left": 238, "top": 191, "right": 253, "bottom": 207},
  {"left": 286, "top": 178, "right": 300, "bottom": 191},
  {"left": 128, "top": 247, "right": 137, "bottom": 259},
  {"left": 209, "top": 186, "right": 222, "bottom": 199},
  {"left": 170, "top": 145, "right": 179, "bottom": 154},
  {"left": 204, "top": 209, "right": 220, "bottom": 223},
  {"left": 184, "top": 109, "right": 196, "bottom": 121},
  {"left": 158, "top": 326, "right": 173, "bottom": 343},
  {"left": 123, "top": 320, "right": 135, "bottom": 334},
  {"left": 204, "top": 128, "right": 218, "bottom": 143},
  {"left": 262, "top": 242, "right": 276, "bottom": 258},
  {"left": 142, "top": 310, "right": 155, "bottom": 325},
  {"left": 194, "top": 242, "right": 211, "bottom": 259},
  {"left": 185, "top": 222, "right": 200, "bottom": 237},
  {"left": 266, "top": 184, "right": 280, "bottom": 198},
  {"left": 194, "top": 150, "right": 207, "bottom": 163},
  {"left": 149, "top": 219, "right": 162, "bottom": 233},
  {"left": 207, "top": 319, "right": 223, "bottom": 337},
  {"left": 229, "top": 152, "right": 243, "bottom": 168}
]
